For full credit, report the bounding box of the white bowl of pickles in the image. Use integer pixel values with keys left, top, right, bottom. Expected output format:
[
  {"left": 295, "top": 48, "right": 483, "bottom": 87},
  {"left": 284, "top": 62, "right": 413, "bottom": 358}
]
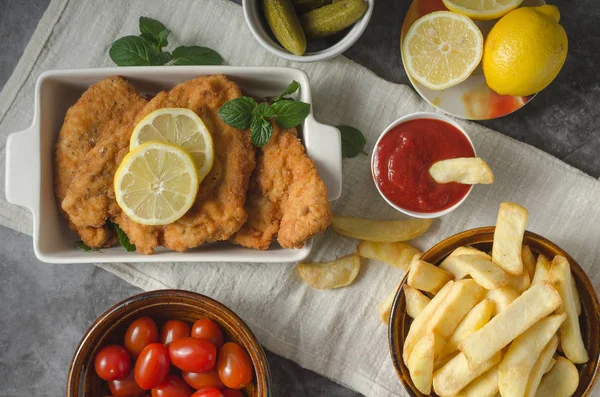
[{"left": 242, "top": 0, "right": 373, "bottom": 62}]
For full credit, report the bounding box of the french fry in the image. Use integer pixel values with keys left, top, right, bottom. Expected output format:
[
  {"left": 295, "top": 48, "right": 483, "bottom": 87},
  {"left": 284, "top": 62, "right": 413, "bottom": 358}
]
[
  {"left": 544, "top": 357, "right": 556, "bottom": 374},
  {"left": 332, "top": 216, "right": 432, "bottom": 242},
  {"left": 432, "top": 351, "right": 502, "bottom": 397},
  {"left": 551, "top": 255, "right": 589, "bottom": 364},
  {"left": 452, "top": 255, "right": 509, "bottom": 289},
  {"left": 297, "top": 254, "right": 360, "bottom": 290},
  {"left": 357, "top": 240, "right": 421, "bottom": 271},
  {"left": 404, "top": 285, "right": 431, "bottom": 319},
  {"left": 524, "top": 335, "right": 560, "bottom": 397},
  {"left": 439, "top": 246, "right": 491, "bottom": 279},
  {"left": 532, "top": 253, "right": 552, "bottom": 285},
  {"left": 498, "top": 313, "right": 567, "bottom": 397},
  {"left": 492, "top": 202, "right": 528, "bottom": 275},
  {"left": 572, "top": 276, "right": 582, "bottom": 316},
  {"left": 454, "top": 364, "right": 499, "bottom": 397},
  {"left": 522, "top": 245, "right": 536, "bottom": 280},
  {"left": 429, "top": 157, "right": 494, "bottom": 184},
  {"left": 407, "top": 333, "right": 436, "bottom": 394},
  {"left": 459, "top": 282, "right": 562, "bottom": 369},
  {"left": 427, "top": 280, "right": 485, "bottom": 338},
  {"left": 378, "top": 288, "right": 397, "bottom": 325},
  {"left": 535, "top": 356, "right": 579, "bottom": 397},
  {"left": 485, "top": 287, "right": 519, "bottom": 316},
  {"left": 407, "top": 257, "right": 454, "bottom": 294},
  {"left": 442, "top": 299, "right": 494, "bottom": 358},
  {"left": 506, "top": 270, "right": 531, "bottom": 294},
  {"left": 434, "top": 353, "right": 456, "bottom": 372},
  {"left": 404, "top": 281, "right": 454, "bottom": 363}
]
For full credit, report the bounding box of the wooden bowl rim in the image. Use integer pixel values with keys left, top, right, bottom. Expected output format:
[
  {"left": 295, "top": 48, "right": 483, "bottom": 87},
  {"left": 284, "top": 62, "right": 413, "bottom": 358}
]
[
  {"left": 66, "top": 289, "right": 272, "bottom": 397},
  {"left": 388, "top": 226, "right": 600, "bottom": 397}
]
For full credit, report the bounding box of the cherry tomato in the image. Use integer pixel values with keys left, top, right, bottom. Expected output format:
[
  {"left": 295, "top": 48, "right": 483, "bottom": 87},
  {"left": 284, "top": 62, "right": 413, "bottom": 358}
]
[
  {"left": 169, "top": 337, "right": 217, "bottom": 373},
  {"left": 222, "top": 390, "right": 243, "bottom": 397},
  {"left": 191, "top": 319, "right": 224, "bottom": 349},
  {"left": 191, "top": 388, "right": 224, "bottom": 397},
  {"left": 216, "top": 343, "right": 253, "bottom": 389},
  {"left": 182, "top": 369, "right": 224, "bottom": 389},
  {"left": 135, "top": 343, "right": 170, "bottom": 390},
  {"left": 94, "top": 344, "right": 131, "bottom": 381},
  {"left": 151, "top": 375, "right": 192, "bottom": 397},
  {"left": 125, "top": 317, "right": 159, "bottom": 359},
  {"left": 161, "top": 320, "right": 191, "bottom": 346},
  {"left": 108, "top": 370, "right": 144, "bottom": 396}
]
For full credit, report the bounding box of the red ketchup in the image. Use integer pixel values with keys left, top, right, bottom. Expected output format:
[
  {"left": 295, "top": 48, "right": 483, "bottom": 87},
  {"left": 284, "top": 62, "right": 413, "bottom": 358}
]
[{"left": 373, "top": 118, "right": 474, "bottom": 213}]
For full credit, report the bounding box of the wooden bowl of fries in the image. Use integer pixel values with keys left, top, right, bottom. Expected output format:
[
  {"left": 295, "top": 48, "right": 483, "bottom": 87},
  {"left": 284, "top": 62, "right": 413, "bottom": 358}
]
[{"left": 389, "top": 225, "right": 600, "bottom": 397}]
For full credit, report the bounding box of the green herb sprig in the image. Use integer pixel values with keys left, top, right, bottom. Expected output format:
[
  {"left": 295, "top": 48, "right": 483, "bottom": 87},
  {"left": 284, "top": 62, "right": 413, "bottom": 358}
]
[
  {"left": 110, "top": 17, "right": 223, "bottom": 66},
  {"left": 338, "top": 125, "right": 368, "bottom": 158}
]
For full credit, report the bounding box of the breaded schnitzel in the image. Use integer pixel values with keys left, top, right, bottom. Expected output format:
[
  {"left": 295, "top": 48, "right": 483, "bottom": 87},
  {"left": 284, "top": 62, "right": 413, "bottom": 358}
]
[
  {"left": 54, "top": 76, "right": 147, "bottom": 247},
  {"left": 231, "top": 125, "right": 331, "bottom": 250}
]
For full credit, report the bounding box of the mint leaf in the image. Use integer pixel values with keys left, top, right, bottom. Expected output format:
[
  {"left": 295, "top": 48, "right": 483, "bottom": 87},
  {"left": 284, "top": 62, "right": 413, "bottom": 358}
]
[
  {"left": 109, "top": 36, "right": 160, "bottom": 66},
  {"left": 271, "top": 100, "right": 310, "bottom": 129},
  {"left": 218, "top": 97, "right": 257, "bottom": 129},
  {"left": 75, "top": 241, "right": 94, "bottom": 251},
  {"left": 172, "top": 46, "right": 223, "bottom": 65},
  {"left": 157, "top": 51, "right": 173, "bottom": 65},
  {"left": 107, "top": 221, "right": 136, "bottom": 252},
  {"left": 139, "top": 17, "right": 170, "bottom": 49},
  {"left": 253, "top": 102, "right": 275, "bottom": 119},
  {"left": 338, "top": 125, "right": 367, "bottom": 158},
  {"left": 251, "top": 117, "right": 273, "bottom": 147},
  {"left": 272, "top": 80, "right": 299, "bottom": 102}
]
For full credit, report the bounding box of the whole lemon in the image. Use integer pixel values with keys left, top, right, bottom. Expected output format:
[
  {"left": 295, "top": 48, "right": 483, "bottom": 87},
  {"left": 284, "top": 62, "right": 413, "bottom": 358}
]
[{"left": 483, "top": 5, "right": 568, "bottom": 96}]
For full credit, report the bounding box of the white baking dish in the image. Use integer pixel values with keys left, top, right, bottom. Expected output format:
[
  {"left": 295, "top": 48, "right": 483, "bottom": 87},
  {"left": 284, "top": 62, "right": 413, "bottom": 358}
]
[{"left": 5, "top": 66, "right": 342, "bottom": 263}]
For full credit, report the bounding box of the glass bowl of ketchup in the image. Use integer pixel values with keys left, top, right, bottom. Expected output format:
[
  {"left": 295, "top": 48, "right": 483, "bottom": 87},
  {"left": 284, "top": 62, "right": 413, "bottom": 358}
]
[{"left": 372, "top": 112, "right": 475, "bottom": 218}]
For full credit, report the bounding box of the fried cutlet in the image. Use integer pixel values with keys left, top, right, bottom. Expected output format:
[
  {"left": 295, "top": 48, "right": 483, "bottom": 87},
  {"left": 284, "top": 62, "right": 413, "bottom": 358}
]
[
  {"left": 231, "top": 125, "right": 331, "bottom": 250},
  {"left": 54, "top": 76, "right": 147, "bottom": 247}
]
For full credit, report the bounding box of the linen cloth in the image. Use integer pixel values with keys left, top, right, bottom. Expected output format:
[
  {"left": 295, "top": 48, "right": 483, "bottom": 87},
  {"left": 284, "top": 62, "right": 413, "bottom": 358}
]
[{"left": 1, "top": 0, "right": 599, "bottom": 395}]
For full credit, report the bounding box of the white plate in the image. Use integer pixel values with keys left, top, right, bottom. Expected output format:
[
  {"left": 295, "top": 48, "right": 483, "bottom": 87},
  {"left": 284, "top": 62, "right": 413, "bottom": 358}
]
[{"left": 5, "top": 66, "right": 342, "bottom": 263}]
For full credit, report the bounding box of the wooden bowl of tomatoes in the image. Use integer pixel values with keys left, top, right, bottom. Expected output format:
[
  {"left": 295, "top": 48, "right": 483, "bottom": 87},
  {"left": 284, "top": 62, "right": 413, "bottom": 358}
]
[{"left": 66, "top": 289, "right": 270, "bottom": 397}]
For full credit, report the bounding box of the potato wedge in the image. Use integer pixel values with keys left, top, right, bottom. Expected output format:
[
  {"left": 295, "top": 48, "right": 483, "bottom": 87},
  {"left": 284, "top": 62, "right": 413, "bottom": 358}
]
[
  {"left": 297, "top": 254, "right": 360, "bottom": 290},
  {"left": 492, "top": 202, "right": 528, "bottom": 275},
  {"left": 442, "top": 299, "right": 494, "bottom": 358},
  {"left": 524, "top": 335, "right": 560, "bottom": 397},
  {"left": 404, "top": 281, "right": 454, "bottom": 362},
  {"left": 535, "top": 356, "right": 579, "bottom": 397},
  {"left": 439, "top": 246, "right": 491, "bottom": 279},
  {"left": 522, "top": 245, "right": 536, "bottom": 280},
  {"left": 332, "top": 216, "right": 432, "bottom": 242},
  {"left": 452, "top": 255, "right": 509, "bottom": 289},
  {"left": 427, "top": 279, "right": 485, "bottom": 338},
  {"left": 357, "top": 241, "right": 421, "bottom": 271},
  {"left": 572, "top": 276, "right": 582, "bottom": 316},
  {"left": 551, "top": 255, "right": 589, "bottom": 364},
  {"left": 459, "top": 282, "right": 562, "bottom": 369},
  {"left": 429, "top": 157, "right": 494, "bottom": 184},
  {"left": 407, "top": 333, "right": 436, "bottom": 394},
  {"left": 544, "top": 357, "right": 556, "bottom": 374},
  {"left": 498, "top": 313, "right": 566, "bottom": 397},
  {"left": 485, "top": 287, "right": 519, "bottom": 316},
  {"left": 433, "top": 351, "right": 501, "bottom": 397},
  {"left": 532, "top": 253, "right": 552, "bottom": 285},
  {"left": 408, "top": 257, "right": 454, "bottom": 294},
  {"left": 506, "top": 270, "right": 531, "bottom": 294},
  {"left": 378, "top": 288, "right": 397, "bottom": 325},
  {"left": 455, "top": 365, "right": 499, "bottom": 397},
  {"left": 404, "top": 285, "right": 431, "bottom": 319}
]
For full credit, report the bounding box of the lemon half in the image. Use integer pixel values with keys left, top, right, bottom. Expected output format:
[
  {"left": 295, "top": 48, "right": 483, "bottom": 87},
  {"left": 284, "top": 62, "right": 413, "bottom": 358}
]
[
  {"left": 115, "top": 141, "right": 199, "bottom": 226},
  {"left": 130, "top": 108, "right": 214, "bottom": 184},
  {"left": 442, "top": 0, "right": 524, "bottom": 20},
  {"left": 403, "top": 11, "right": 483, "bottom": 91}
]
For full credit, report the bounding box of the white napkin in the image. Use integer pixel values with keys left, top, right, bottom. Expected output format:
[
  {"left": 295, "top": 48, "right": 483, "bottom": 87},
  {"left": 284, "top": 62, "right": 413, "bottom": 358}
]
[{"left": 1, "top": 0, "right": 599, "bottom": 395}]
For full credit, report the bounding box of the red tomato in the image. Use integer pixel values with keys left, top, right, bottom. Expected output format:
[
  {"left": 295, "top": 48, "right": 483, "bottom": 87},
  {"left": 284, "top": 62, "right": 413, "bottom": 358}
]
[
  {"left": 161, "top": 320, "right": 191, "bottom": 346},
  {"left": 216, "top": 343, "right": 253, "bottom": 389},
  {"left": 135, "top": 343, "right": 170, "bottom": 390},
  {"left": 222, "top": 390, "right": 243, "bottom": 397},
  {"left": 108, "top": 370, "right": 144, "bottom": 396},
  {"left": 169, "top": 337, "right": 217, "bottom": 373},
  {"left": 182, "top": 369, "right": 224, "bottom": 389},
  {"left": 151, "top": 375, "right": 192, "bottom": 397},
  {"left": 125, "top": 317, "right": 159, "bottom": 359},
  {"left": 94, "top": 345, "right": 131, "bottom": 381},
  {"left": 191, "top": 319, "right": 224, "bottom": 349},
  {"left": 191, "top": 388, "right": 224, "bottom": 397}
]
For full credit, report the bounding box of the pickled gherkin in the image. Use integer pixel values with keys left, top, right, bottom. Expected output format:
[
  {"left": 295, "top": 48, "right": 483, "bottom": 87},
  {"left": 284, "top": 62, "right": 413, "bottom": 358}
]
[
  {"left": 263, "top": 0, "right": 307, "bottom": 55},
  {"left": 291, "top": 0, "right": 332, "bottom": 14},
  {"left": 300, "top": 0, "right": 368, "bottom": 41}
]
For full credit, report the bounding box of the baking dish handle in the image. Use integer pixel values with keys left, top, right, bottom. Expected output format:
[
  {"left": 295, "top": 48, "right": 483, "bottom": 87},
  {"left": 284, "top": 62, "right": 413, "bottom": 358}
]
[
  {"left": 5, "top": 126, "right": 38, "bottom": 211},
  {"left": 303, "top": 116, "right": 343, "bottom": 201}
]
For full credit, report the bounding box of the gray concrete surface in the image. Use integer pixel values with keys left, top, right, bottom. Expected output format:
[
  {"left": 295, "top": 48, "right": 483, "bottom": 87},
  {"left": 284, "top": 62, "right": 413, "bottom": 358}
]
[{"left": 0, "top": 0, "right": 599, "bottom": 396}]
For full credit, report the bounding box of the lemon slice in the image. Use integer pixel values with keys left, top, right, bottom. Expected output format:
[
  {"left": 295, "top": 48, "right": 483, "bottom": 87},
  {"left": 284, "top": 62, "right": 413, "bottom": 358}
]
[
  {"left": 442, "top": 0, "right": 523, "bottom": 20},
  {"left": 130, "top": 108, "right": 214, "bottom": 183},
  {"left": 114, "top": 141, "right": 199, "bottom": 226},
  {"left": 403, "top": 11, "right": 483, "bottom": 90}
]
